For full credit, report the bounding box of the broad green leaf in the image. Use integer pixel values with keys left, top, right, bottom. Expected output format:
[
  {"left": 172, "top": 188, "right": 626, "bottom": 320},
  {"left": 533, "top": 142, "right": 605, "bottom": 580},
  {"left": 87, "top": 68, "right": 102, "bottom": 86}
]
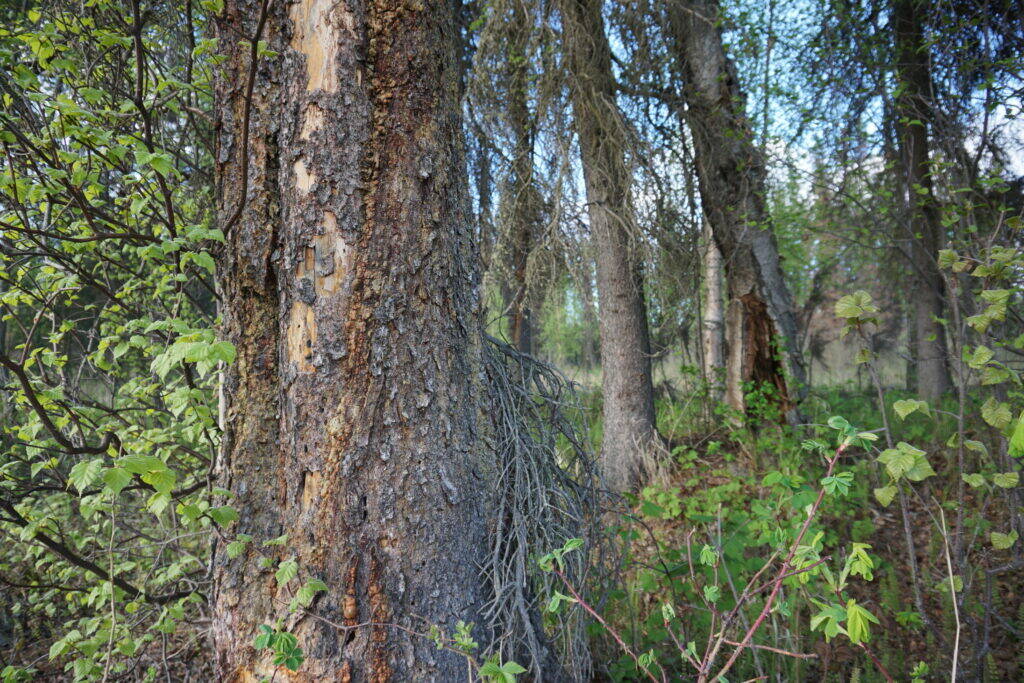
[
  {"left": 276, "top": 558, "right": 299, "bottom": 586},
  {"left": 845, "top": 600, "right": 879, "bottom": 644},
  {"left": 291, "top": 578, "right": 329, "bottom": 609},
  {"left": 873, "top": 485, "right": 897, "bottom": 507},
  {"left": 893, "top": 399, "right": 929, "bottom": 420},
  {"left": 68, "top": 458, "right": 104, "bottom": 493},
  {"left": 878, "top": 447, "right": 915, "bottom": 480},
  {"left": 961, "top": 473, "right": 986, "bottom": 488},
  {"left": 810, "top": 603, "right": 847, "bottom": 641},
  {"left": 118, "top": 455, "right": 167, "bottom": 475},
  {"left": 1009, "top": 413, "right": 1024, "bottom": 458},
  {"left": 992, "top": 472, "right": 1019, "bottom": 488},
  {"left": 964, "top": 345, "right": 994, "bottom": 369},
  {"left": 821, "top": 471, "right": 854, "bottom": 497},
  {"left": 148, "top": 492, "right": 172, "bottom": 515},
  {"left": 904, "top": 454, "right": 937, "bottom": 482},
  {"left": 981, "top": 397, "right": 1012, "bottom": 431},
  {"left": 834, "top": 291, "right": 877, "bottom": 320},
  {"left": 103, "top": 467, "right": 133, "bottom": 495},
  {"left": 142, "top": 468, "right": 177, "bottom": 494},
  {"left": 991, "top": 530, "right": 1018, "bottom": 550},
  {"left": 226, "top": 534, "right": 252, "bottom": 559},
  {"left": 209, "top": 505, "right": 239, "bottom": 526}
]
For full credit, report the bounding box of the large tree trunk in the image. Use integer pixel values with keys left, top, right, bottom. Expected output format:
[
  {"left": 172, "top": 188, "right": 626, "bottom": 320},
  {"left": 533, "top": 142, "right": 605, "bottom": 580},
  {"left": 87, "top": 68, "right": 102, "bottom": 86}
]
[
  {"left": 700, "top": 219, "right": 725, "bottom": 401},
  {"left": 893, "top": 0, "right": 952, "bottom": 400},
  {"left": 212, "top": 0, "right": 491, "bottom": 679},
  {"left": 667, "top": 0, "right": 806, "bottom": 419},
  {"left": 559, "top": 0, "right": 658, "bottom": 490}
]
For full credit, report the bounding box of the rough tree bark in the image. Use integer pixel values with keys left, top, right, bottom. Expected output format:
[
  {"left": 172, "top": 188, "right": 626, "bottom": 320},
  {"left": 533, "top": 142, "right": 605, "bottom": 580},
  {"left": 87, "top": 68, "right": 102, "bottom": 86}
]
[
  {"left": 893, "top": 0, "right": 952, "bottom": 400},
  {"left": 667, "top": 0, "right": 806, "bottom": 419},
  {"left": 212, "top": 0, "right": 492, "bottom": 679},
  {"left": 559, "top": 0, "right": 658, "bottom": 490}
]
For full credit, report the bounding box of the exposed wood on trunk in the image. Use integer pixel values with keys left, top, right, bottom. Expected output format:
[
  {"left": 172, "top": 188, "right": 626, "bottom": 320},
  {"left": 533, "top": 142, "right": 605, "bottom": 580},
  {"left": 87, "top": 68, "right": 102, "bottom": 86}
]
[
  {"left": 701, "top": 219, "right": 725, "bottom": 400},
  {"left": 559, "top": 0, "right": 658, "bottom": 490},
  {"left": 212, "top": 0, "right": 491, "bottom": 679},
  {"left": 892, "top": 0, "right": 952, "bottom": 400},
  {"left": 666, "top": 0, "right": 806, "bottom": 420}
]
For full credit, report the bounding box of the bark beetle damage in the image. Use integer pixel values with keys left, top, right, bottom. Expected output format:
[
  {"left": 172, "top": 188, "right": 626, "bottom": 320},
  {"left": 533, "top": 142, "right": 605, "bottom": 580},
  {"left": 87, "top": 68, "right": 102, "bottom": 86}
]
[
  {"left": 740, "top": 293, "right": 792, "bottom": 414},
  {"left": 368, "top": 552, "right": 392, "bottom": 682},
  {"left": 288, "top": 0, "right": 339, "bottom": 93},
  {"left": 343, "top": 560, "right": 359, "bottom": 624}
]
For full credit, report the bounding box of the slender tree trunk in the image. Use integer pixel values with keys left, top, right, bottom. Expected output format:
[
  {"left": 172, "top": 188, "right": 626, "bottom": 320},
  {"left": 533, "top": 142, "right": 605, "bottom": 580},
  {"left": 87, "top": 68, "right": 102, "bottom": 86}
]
[
  {"left": 667, "top": 0, "right": 806, "bottom": 420},
  {"left": 893, "top": 0, "right": 952, "bottom": 400},
  {"left": 212, "top": 0, "right": 491, "bottom": 679},
  {"left": 505, "top": 3, "right": 540, "bottom": 355},
  {"left": 559, "top": 0, "right": 658, "bottom": 490},
  {"left": 701, "top": 219, "right": 725, "bottom": 401},
  {"left": 579, "top": 255, "right": 600, "bottom": 370},
  {"left": 476, "top": 130, "right": 497, "bottom": 274}
]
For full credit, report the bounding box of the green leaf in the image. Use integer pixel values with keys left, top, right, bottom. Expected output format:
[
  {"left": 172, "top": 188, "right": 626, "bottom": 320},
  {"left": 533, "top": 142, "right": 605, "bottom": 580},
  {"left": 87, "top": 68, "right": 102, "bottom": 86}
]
[
  {"left": 68, "top": 458, "right": 104, "bottom": 493},
  {"left": 291, "top": 579, "right": 328, "bottom": 609},
  {"left": 937, "top": 249, "right": 958, "bottom": 269},
  {"left": 827, "top": 415, "right": 851, "bottom": 432},
  {"left": 148, "top": 492, "right": 172, "bottom": 515},
  {"left": 263, "top": 533, "right": 289, "bottom": 546},
  {"left": 845, "top": 600, "right": 879, "bottom": 644},
  {"left": 226, "top": 535, "right": 251, "bottom": 559},
  {"left": 981, "top": 397, "right": 1012, "bottom": 431},
  {"left": 821, "top": 471, "right": 854, "bottom": 497},
  {"left": 1009, "top": 413, "right": 1024, "bottom": 458},
  {"left": 964, "top": 345, "right": 994, "bottom": 369},
  {"left": 547, "top": 590, "right": 575, "bottom": 613},
  {"left": 877, "top": 447, "right": 915, "bottom": 480},
  {"left": 253, "top": 625, "right": 275, "bottom": 650},
  {"left": 904, "top": 453, "right": 937, "bottom": 482},
  {"left": 834, "top": 291, "right": 878, "bottom": 320},
  {"left": 963, "top": 439, "right": 988, "bottom": 455},
  {"left": 845, "top": 543, "right": 874, "bottom": 581},
  {"left": 117, "top": 455, "right": 167, "bottom": 475},
  {"left": 961, "top": 473, "right": 986, "bottom": 489},
  {"left": 209, "top": 505, "right": 239, "bottom": 526},
  {"left": 193, "top": 252, "right": 216, "bottom": 273},
  {"left": 893, "top": 399, "right": 929, "bottom": 420},
  {"left": 276, "top": 559, "right": 299, "bottom": 586},
  {"left": 102, "top": 467, "right": 133, "bottom": 495},
  {"left": 142, "top": 467, "right": 177, "bottom": 494},
  {"left": 878, "top": 442, "right": 933, "bottom": 481},
  {"left": 992, "top": 472, "right": 1019, "bottom": 489},
  {"left": 661, "top": 603, "right": 676, "bottom": 621},
  {"left": 810, "top": 603, "right": 847, "bottom": 641},
  {"left": 147, "top": 152, "right": 174, "bottom": 176},
  {"left": 990, "top": 530, "right": 1018, "bottom": 550},
  {"left": 873, "top": 485, "right": 897, "bottom": 507}
]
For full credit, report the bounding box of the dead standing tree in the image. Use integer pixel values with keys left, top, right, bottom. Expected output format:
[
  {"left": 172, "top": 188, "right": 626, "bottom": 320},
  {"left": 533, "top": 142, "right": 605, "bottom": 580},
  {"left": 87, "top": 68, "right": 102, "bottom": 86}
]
[{"left": 666, "top": 0, "right": 807, "bottom": 419}]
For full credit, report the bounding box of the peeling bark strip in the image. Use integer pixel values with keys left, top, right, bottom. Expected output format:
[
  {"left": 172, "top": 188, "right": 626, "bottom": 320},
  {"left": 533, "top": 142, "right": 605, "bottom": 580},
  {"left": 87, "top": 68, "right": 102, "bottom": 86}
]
[
  {"left": 667, "top": 0, "right": 806, "bottom": 418},
  {"left": 213, "top": 0, "right": 490, "bottom": 680},
  {"left": 559, "top": 0, "right": 658, "bottom": 490}
]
